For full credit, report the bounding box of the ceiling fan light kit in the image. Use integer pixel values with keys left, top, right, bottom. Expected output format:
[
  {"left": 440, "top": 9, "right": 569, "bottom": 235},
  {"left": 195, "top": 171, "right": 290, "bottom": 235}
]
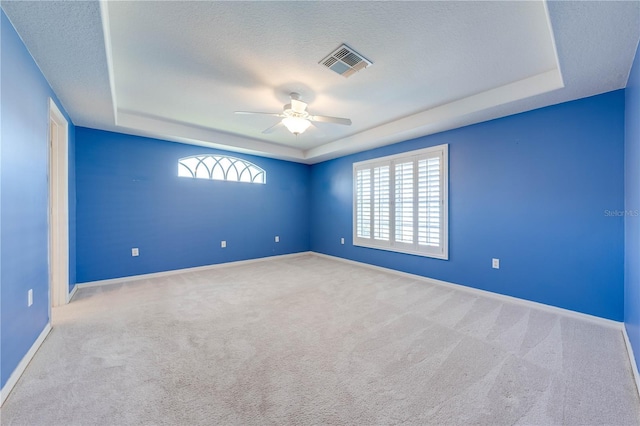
[
  {"left": 282, "top": 117, "right": 312, "bottom": 135},
  {"left": 236, "top": 92, "right": 352, "bottom": 136}
]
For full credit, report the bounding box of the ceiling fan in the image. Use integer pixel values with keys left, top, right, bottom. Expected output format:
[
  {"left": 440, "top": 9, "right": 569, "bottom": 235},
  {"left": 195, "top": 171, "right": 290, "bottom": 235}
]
[{"left": 235, "top": 93, "right": 352, "bottom": 135}]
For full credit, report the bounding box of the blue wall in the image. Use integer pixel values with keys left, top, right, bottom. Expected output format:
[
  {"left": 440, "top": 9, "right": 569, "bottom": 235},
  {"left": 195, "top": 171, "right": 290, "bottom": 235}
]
[
  {"left": 75, "top": 128, "right": 310, "bottom": 283},
  {"left": 311, "top": 91, "right": 625, "bottom": 321},
  {"left": 625, "top": 41, "right": 640, "bottom": 373},
  {"left": 1, "top": 10, "right": 76, "bottom": 389}
]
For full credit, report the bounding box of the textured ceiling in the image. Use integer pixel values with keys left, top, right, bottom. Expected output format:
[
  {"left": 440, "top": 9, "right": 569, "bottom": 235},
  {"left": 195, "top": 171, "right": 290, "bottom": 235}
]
[{"left": 2, "top": 1, "right": 639, "bottom": 164}]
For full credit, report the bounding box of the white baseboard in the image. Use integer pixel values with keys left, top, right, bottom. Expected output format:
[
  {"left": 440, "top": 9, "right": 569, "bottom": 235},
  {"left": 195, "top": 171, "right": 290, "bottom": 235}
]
[
  {"left": 311, "top": 252, "right": 623, "bottom": 330},
  {"left": 76, "top": 251, "right": 313, "bottom": 289},
  {"left": 68, "top": 283, "right": 78, "bottom": 302},
  {"left": 623, "top": 325, "right": 640, "bottom": 400},
  {"left": 0, "top": 323, "right": 52, "bottom": 407}
]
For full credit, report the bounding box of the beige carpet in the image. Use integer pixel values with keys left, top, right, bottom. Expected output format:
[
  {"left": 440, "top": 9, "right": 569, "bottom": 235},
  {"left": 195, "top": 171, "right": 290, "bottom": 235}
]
[{"left": 2, "top": 254, "right": 639, "bottom": 425}]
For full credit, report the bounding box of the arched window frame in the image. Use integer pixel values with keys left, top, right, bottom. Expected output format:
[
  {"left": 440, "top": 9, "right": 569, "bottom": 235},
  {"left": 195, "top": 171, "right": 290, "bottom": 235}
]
[{"left": 178, "top": 155, "right": 266, "bottom": 184}]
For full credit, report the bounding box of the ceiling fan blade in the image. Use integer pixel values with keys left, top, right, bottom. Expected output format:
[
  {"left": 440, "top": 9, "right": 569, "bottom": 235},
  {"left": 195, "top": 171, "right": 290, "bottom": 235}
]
[
  {"left": 235, "top": 111, "right": 284, "bottom": 117},
  {"left": 308, "top": 121, "right": 326, "bottom": 136},
  {"left": 262, "top": 121, "right": 284, "bottom": 134},
  {"left": 310, "top": 115, "right": 352, "bottom": 126},
  {"left": 291, "top": 98, "right": 307, "bottom": 114}
]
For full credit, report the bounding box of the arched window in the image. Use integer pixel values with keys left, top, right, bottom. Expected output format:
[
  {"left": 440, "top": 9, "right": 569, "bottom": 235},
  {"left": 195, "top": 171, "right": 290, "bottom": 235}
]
[{"left": 178, "top": 155, "right": 266, "bottom": 184}]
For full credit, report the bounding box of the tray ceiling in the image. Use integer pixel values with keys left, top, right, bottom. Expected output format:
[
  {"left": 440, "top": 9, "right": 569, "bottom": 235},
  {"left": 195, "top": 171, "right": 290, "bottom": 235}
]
[{"left": 2, "top": 1, "right": 639, "bottom": 163}]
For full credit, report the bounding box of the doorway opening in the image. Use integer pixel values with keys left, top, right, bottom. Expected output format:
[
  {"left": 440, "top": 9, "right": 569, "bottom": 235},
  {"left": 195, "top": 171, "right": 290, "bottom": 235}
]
[{"left": 49, "top": 98, "right": 69, "bottom": 308}]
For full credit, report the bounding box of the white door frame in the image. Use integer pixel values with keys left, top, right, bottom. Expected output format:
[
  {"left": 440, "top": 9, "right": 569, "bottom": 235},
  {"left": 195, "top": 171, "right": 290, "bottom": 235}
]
[{"left": 49, "top": 98, "right": 69, "bottom": 307}]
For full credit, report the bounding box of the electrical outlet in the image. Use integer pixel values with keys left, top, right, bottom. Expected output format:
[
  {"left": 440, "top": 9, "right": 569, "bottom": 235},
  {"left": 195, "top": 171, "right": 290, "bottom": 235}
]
[
  {"left": 221, "top": 240, "right": 226, "bottom": 248},
  {"left": 28, "top": 289, "right": 33, "bottom": 307},
  {"left": 492, "top": 258, "right": 500, "bottom": 269},
  {"left": 341, "top": 237, "right": 345, "bottom": 245},
  {"left": 275, "top": 236, "right": 279, "bottom": 243},
  {"left": 132, "top": 248, "right": 139, "bottom": 257}
]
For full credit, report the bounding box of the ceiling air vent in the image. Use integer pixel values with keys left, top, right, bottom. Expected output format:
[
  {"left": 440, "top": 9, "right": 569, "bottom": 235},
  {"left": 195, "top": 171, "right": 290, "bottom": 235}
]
[{"left": 319, "top": 44, "right": 372, "bottom": 78}]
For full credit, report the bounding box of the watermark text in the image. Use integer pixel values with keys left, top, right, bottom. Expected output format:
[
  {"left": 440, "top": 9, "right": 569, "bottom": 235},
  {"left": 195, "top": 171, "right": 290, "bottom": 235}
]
[{"left": 604, "top": 209, "right": 639, "bottom": 217}]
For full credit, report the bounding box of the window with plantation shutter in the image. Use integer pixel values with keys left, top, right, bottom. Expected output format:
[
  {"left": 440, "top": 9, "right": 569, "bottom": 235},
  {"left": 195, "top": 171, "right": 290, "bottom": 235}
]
[{"left": 353, "top": 144, "right": 448, "bottom": 259}]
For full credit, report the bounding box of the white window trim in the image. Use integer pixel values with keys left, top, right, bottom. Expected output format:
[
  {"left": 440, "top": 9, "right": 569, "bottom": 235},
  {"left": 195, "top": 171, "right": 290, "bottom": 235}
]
[{"left": 352, "top": 144, "right": 449, "bottom": 260}]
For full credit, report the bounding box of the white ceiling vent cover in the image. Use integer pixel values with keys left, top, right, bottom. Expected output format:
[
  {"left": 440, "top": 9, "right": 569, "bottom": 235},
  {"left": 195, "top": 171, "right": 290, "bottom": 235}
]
[{"left": 319, "top": 44, "right": 372, "bottom": 78}]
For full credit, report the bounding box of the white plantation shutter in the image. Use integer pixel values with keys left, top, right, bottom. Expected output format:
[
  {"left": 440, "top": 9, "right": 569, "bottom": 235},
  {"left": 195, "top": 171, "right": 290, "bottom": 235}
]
[
  {"left": 373, "top": 166, "right": 390, "bottom": 241},
  {"left": 353, "top": 144, "right": 448, "bottom": 259},
  {"left": 356, "top": 169, "right": 371, "bottom": 238},
  {"left": 418, "top": 157, "right": 441, "bottom": 247},
  {"left": 395, "top": 161, "right": 414, "bottom": 244}
]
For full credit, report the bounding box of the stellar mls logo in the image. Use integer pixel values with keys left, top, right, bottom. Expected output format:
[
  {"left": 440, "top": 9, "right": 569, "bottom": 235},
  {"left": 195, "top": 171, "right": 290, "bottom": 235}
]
[{"left": 604, "top": 209, "right": 639, "bottom": 217}]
